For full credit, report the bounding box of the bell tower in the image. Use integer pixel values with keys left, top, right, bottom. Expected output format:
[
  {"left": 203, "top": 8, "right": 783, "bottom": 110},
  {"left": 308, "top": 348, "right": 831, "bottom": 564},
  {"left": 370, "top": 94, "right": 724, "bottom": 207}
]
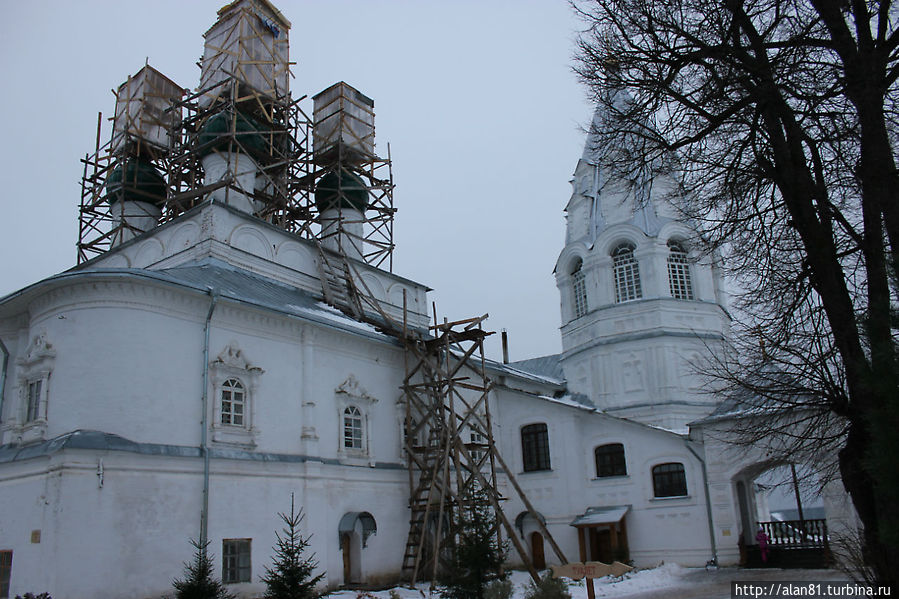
[{"left": 555, "top": 100, "right": 731, "bottom": 432}]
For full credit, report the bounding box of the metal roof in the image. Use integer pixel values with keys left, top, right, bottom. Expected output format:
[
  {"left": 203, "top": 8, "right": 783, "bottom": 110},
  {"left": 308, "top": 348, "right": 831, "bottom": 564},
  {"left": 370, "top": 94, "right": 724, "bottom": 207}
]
[
  {"left": 570, "top": 505, "right": 630, "bottom": 527},
  {"left": 508, "top": 353, "right": 565, "bottom": 383}
]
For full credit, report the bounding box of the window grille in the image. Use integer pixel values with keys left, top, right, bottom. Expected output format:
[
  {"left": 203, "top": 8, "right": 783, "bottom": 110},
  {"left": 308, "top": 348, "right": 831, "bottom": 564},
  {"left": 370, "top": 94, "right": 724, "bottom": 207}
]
[
  {"left": 612, "top": 243, "right": 642, "bottom": 302},
  {"left": 521, "top": 423, "right": 551, "bottom": 472},
  {"left": 571, "top": 259, "right": 588, "bottom": 318},
  {"left": 222, "top": 539, "right": 251, "bottom": 583},
  {"left": 652, "top": 462, "right": 688, "bottom": 497},
  {"left": 667, "top": 240, "right": 694, "bottom": 300},
  {"left": 594, "top": 443, "right": 627, "bottom": 477}
]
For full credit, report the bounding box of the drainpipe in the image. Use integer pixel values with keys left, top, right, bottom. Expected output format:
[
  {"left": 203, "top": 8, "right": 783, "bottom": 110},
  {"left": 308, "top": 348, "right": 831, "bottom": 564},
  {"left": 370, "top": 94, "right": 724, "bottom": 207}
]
[
  {"left": 0, "top": 338, "right": 8, "bottom": 427},
  {"left": 685, "top": 439, "right": 718, "bottom": 566},
  {"left": 200, "top": 288, "right": 218, "bottom": 546}
]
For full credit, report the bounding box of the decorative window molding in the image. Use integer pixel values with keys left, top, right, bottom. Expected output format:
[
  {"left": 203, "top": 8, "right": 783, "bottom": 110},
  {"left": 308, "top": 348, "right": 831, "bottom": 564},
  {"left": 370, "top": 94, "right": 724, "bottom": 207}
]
[
  {"left": 335, "top": 374, "right": 378, "bottom": 404},
  {"left": 335, "top": 375, "right": 375, "bottom": 459},
  {"left": 11, "top": 332, "right": 56, "bottom": 444},
  {"left": 612, "top": 242, "right": 642, "bottom": 303},
  {"left": 209, "top": 342, "right": 263, "bottom": 448},
  {"left": 667, "top": 240, "right": 694, "bottom": 300}
]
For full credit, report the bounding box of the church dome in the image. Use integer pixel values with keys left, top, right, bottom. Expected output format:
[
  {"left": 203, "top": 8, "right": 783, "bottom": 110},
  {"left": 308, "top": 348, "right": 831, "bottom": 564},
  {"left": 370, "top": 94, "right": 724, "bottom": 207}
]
[
  {"left": 196, "top": 110, "right": 269, "bottom": 157},
  {"left": 314, "top": 170, "right": 369, "bottom": 213},
  {"left": 105, "top": 157, "right": 167, "bottom": 206}
]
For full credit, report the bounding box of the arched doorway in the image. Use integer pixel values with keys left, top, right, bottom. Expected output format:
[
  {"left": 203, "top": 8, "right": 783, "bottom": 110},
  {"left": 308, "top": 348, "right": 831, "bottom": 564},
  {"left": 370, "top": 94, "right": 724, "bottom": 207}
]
[
  {"left": 515, "top": 510, "right": 548, "bottom": 571},
  {"left": 732, "top": 463, "right": 829, "bottom": 568},
  {"left": 529, "top": 531, "right": 546, "bottom": 570},
  {"left": 338, "top": 511, "right": 377, "bottom": 585}
]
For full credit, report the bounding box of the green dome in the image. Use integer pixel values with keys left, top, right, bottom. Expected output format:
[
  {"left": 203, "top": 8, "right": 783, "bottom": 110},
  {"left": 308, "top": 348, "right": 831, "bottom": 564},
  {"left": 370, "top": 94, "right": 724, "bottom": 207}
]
[
  {"left": 105, "top": 158, "right": 167, "bottom": 206},
  {"left": 196, "top": 110, "right": 270, "bottom": 157},
  {"left": 315, "top": 171, "right": 369, "bottom": 212}
]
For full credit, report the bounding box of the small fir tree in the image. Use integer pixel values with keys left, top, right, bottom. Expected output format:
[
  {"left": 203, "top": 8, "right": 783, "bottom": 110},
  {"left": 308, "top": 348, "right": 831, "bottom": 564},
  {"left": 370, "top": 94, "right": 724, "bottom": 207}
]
[
  {"left": 522, "top": 573, "right": 570, "bottom": 599},
  {"left": 262, "top": 494, "right": 325, "bottom": 599},
  {"left": 172, "top": 539, "right": 234, "bottom": 599},
  {"left": 441, "top": 485, "right": 507, "bottom": 599}
]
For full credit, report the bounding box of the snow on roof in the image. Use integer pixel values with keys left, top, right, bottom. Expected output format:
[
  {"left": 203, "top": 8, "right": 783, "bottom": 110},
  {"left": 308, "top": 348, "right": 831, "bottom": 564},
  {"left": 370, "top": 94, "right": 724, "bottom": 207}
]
[
  {"left": 571, "top": 505, "right": 630, "bottom": 527},
  {"left": 538, "top": 393, "right": 596, "bottom": 411}
]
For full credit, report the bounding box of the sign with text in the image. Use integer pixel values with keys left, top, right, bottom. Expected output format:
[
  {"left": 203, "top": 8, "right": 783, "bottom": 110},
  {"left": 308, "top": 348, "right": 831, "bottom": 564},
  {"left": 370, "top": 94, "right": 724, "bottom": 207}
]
[{"left": 551, "top": 561, "right": 633, "bottom": 579}]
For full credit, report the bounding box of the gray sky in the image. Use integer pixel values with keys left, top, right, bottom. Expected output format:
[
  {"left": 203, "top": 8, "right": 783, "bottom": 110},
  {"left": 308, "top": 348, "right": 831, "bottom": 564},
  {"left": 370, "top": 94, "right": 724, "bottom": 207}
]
[{"left": 0, "top": 1, "right": 593, "bottom": 362}]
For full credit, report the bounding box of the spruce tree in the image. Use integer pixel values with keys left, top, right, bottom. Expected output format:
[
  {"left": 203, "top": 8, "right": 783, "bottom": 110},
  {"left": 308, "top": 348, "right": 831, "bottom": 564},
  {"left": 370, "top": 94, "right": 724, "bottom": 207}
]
[
  {"left": 441, "top": 485, "right": 507, "bottom": 599},
  {"left": 262, "top": 495, "right": 325, "bottom": 599},
  {"left": 172, "top": 539, "right": 234, "bottom": 599}
]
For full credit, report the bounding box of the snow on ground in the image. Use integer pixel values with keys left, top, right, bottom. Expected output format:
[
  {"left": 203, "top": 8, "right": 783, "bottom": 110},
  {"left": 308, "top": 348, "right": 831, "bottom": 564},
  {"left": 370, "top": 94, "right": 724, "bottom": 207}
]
[
  {"left": 324, "top": 563, "right": 689, "bottom": 599},
  {"left": 565, "top": 563, "right": 688, "bottom": 597}
]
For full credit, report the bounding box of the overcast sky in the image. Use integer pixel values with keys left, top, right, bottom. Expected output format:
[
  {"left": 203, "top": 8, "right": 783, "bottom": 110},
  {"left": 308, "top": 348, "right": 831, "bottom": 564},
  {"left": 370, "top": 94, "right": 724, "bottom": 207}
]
[{"left": 0, "top": 1, "right": 594, "bottom": 362}]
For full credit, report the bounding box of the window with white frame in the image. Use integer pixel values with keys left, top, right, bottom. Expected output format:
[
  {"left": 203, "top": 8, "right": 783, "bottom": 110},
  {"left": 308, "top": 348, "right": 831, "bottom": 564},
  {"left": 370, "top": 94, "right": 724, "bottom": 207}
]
[
  {"left": 335, "top": 375, "right": 377, "bottom": 458},
  {"left": 469, "top": 428, "right": 487, "bottom": 463},
  {"left": 571, "top": 258, "right": 588, "bottom": 318},
  {"left": 667, "top": 240, "right": 694, "bottom": 300},
  {"left": 343, "top": 405, "right": 363, "bottom": 450},
  {"left": 220, "top": 378, "right": 246, "bottom": 426},
  {"left": 612, "top": 242, "right": 642, "bottom": 303}
]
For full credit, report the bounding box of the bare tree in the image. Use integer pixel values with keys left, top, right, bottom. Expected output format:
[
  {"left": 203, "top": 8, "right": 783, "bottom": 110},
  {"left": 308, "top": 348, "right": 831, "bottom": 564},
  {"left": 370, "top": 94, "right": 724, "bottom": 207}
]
[{"left": 571, "top": 0, "right": 899, "bottom": 583}]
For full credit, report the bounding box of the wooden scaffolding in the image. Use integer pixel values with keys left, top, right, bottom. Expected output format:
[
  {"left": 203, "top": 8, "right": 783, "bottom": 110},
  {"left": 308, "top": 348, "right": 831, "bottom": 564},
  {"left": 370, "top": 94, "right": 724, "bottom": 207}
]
[{"left": 398, "top": 310, "right": 567, "bottom": 585}]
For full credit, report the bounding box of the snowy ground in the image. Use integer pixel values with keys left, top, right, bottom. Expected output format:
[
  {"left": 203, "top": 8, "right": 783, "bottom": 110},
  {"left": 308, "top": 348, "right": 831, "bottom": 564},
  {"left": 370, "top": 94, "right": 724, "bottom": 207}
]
[{"left": 324, "top": 564, "right": 850, "bottom": 599}]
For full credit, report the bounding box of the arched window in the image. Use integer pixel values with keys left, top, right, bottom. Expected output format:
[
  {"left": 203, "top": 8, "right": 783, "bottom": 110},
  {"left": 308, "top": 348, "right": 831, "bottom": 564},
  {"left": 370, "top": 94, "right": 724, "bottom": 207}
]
[
  {"left": 612, "top": 242, "right": 642, "bottom": 303},
  {"left": 594, "top": 443, "right": 627, "bottom": 477},
  {"left": 521, "top": 423, "right": 551, "bottom": 472},
  {"left": 652, "top": 462, "right": 688, "bottom": 497},
  {"left": 667, "top": 240, "right": 694, "bottom": 300},
  {"left": 343, "top": 406, "right": 363, "bottom": 450},
  {"left": 220, "top": 379, "right": 245, "bottom": 426},
  {"left": 571, "top": 258, "right": 588, "bottom": 318}
]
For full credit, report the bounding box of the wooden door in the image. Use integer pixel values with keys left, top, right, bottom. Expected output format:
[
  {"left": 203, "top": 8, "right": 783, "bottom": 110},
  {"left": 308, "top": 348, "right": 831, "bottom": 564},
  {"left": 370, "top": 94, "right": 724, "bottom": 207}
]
[
  {"left": 530, "top": 531, "right": 546, "bottom": 570},
  {"left": 342, "top": 533, "right": 351, "bottom": 584}
]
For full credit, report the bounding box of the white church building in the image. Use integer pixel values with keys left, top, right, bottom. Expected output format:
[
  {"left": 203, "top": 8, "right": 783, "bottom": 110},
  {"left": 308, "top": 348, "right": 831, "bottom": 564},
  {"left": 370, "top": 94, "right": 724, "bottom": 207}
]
[{"left": 0, "top": 2, "right": 853, "bottom": 598}]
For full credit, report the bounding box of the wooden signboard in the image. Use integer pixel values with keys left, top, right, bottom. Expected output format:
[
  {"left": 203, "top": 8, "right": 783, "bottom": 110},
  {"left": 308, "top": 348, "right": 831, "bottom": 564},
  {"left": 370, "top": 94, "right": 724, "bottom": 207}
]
[{"left": 551, "top": 561, "right": 633, "bottom": 599}]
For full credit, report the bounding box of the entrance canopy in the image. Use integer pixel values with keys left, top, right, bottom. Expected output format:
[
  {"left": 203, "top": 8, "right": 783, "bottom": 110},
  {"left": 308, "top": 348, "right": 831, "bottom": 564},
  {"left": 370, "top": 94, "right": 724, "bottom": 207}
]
[
  {"left": 570, "top": 505, "right": 630, "bottom": 528},
  {"left": 338, "top": 511, "right": 377, "bottom": 547}
]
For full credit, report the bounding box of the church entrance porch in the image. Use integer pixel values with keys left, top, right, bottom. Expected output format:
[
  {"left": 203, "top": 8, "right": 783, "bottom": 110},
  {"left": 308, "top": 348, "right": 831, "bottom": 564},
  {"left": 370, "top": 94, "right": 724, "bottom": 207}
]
[
  {"left": 571, "top": 505, "right": 630, "bottom": 564},
  {"left": 733, "top": 464, "right": 830, "bottom": 569}
]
